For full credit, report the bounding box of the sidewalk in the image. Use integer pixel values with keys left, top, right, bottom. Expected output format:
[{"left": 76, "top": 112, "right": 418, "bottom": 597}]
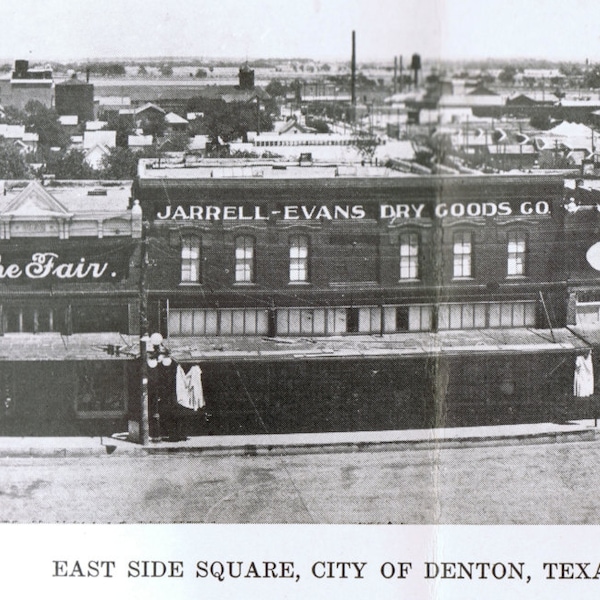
[{"left": 0, "top": 420, "right": 598, "bottom": 457}]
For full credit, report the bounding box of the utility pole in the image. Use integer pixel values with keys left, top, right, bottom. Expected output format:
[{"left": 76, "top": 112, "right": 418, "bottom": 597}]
[
  {"left": 138, "top": 220, "right": 150, "bottom": 446},
  {"left": 256, "top": 98, "right": 261, "bottom": 135},
  {"left": 351, "top": 30, "right": 356, "bottom": 122}
]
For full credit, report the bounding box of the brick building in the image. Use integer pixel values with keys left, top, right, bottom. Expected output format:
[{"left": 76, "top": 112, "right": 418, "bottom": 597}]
[{"left": 131, "top": 161, "right": 589, "bottom": 437}]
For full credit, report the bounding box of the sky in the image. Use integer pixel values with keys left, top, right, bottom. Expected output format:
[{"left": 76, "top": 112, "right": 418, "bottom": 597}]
[{"left": 1, "top": 0, "right": 600, "bottom": 64}]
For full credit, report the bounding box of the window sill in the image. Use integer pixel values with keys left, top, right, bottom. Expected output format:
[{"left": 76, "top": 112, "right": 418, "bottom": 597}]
[
  {"left": 505, "top": 275, "right": 529, "bottom": 280},
  {"left": 288, "top": 281, "right": 311, "bottom": 286},
  {"left": 179, "top": 282, "right": 202, "bottom": 286},
  {"left": 452, "top": 277, "right": 475, "bottom": 281},
  {"left": 232, "top": 282, "right": 257, "bottom": 287},
  {"left": 397, "top": 278, "right": 420, "bottom": 283}
]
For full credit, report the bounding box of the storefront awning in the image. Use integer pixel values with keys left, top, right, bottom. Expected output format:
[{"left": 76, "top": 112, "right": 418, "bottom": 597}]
[
  {"left": 0, "top": 332, "right": 139, "bottom": 361},
  {"left": 167, "top": 328, "right": 590, "bottom": 363}
]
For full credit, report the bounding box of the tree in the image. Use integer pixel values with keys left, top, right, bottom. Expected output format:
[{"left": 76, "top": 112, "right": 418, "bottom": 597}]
[
  {"left": 101, "top": 146, "right": 160, "bottom": 179},
  {"left": 23, "top": 100, "right": 69, "bottom": 151},
  {"left": 162, "top": 132, "right": 190, "bottom": 152},
  {"left": 305, "top": 117, "right": 330, "bottom": 133},
  {"left": 195, "top": 68, "right": 208, "bottom": 79},
  {"left": 498, "top": 66, "right": 517, "bottom": 85},
  {"left": 159, "top": 64, "right": 174, "bottom": 77},
  {"left": 100, "top": 147, "right": 140, "bottom": 179},
  {"left": 104, "top": 112, "right": 135, "bottom": 147},
  {"left": 1, "top": 105, "right": 27, "bottom": 125},
  {"left": 530, "top": 114, "right": 553, "bottom": 130},
  {"left": 186, "top": 98, "right": 273, "bottom": 143},
  {"left": 45, "top": 148, "right": 97, "bottom": 179},
  {"left": 137, "top": 65, "right": 148, "bottom": 76},
  {"left": 0, "top": 139, "right": 31, "bottom": 178},
  {"left": 413, "top": 132, "right": 454, "bottom": 167},
  {"left": 584, "top": 66, "right": 600, "bottom": 89},
  {"left": 352, "top": 133, "right": 378, "bottom": 163},
  {"left": 139, "top": 112, "right": 166, "bottom": 141},
  {"left": 86, "top": 62, "right": 125, "bottom": 76},
  {"left": 265, "top": 80, "right": 286, "bottom": 97}
]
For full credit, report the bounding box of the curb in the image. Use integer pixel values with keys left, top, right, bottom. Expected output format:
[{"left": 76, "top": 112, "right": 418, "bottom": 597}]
[
  {"left": 135, "top": 427, "right": 599, "bottom": 457},
  {"left": 0, "top": 427, "right": 596, "bottom": 458}
]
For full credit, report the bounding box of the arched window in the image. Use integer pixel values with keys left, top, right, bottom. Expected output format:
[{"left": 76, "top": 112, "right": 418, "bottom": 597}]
[
  {"left": 181, "top": 234, "right": 201, "bottom": 283},
  {"left": 235, "top": 235, "right": 255, "bottom": 283}
]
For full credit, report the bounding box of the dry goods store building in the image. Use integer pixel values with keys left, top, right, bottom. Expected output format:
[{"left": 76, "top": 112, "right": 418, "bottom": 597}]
[{"left": 134, "top": 161, "right": 588, "bottom": 436}]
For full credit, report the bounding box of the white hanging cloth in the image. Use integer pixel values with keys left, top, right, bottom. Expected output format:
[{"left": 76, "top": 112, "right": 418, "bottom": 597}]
[
  {"left": 574, "top": 352, "right": 594, "bottom": 398},
  {"left": 176, "top": 365, "right": 206, "bottom": 410}
]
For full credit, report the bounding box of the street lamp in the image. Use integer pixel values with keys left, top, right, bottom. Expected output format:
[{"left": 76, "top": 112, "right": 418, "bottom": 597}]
[
  {"left": 143, "top": 332, "right": 172, "bottom": 368},
  {"left": 141, "top": 332, "right": 172, "bottom": 441}
]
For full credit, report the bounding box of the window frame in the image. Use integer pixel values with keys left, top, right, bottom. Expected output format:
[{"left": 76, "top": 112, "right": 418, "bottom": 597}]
[
  {"left": 180, "top": 234, "right": 201, "bottom": 284},
  {"left": 399, "top": 232, "right": 420, "bottom": 280},
  {"left": 289, "top": 234, "right": 310, "bottom": 283},
  {"left": 452, "top": 230, "right": 473, "bottom": 278},
  {"left": 234, "top": 235, "right": 256, "bottom": 284},
  {"left": 507, "top": 230, "right": 527, "bottom": 277}
]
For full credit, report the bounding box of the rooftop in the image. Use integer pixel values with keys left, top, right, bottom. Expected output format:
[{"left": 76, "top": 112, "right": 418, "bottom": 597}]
[
  {"left": 136, "top": 158, "right": 566, "bottom": 186},
  {"left": 138, "top": 159, "right": 409, "bottom": 180},
  {"left": 0, "top": 181, "right": 132, "bottom": 213}
]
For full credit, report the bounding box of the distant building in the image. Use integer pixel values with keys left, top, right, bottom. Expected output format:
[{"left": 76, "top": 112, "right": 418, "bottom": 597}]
[
  {"left": 83, "top": 130, "right": 116, "bottom": 169},
  {"left": 0, "top": 60, "right": 54, "bottom": 110},
  {"left": 238, "top": 63, "right": 255, "bottom": 90},
  {"left": 55, "top": 74, "right": 94, "bottom": 122}
]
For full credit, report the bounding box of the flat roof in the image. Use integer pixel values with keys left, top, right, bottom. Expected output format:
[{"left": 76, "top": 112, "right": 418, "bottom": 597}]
[
  {"left": 137, "top": 159, "right": 566, "bottom": 186},
  {"left": 166, "top": 327, "right": 586, "bottom": 362},
  {"left": 138, "top": 159, "right": 406, "bottom": 180},
  {"left": 0, "top": 332, "right": 137, "bottom": 361}
]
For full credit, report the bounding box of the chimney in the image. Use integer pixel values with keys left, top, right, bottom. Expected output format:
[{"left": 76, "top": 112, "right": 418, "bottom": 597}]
[
  {"left": 86, "top": 67, "right": 90, "bottom": 83},
  {"left": 399, "top": 55, "right": 403, "bottom": 92},
  {"left": 393, "top": 56, "right": 397, "bottom": 95}
]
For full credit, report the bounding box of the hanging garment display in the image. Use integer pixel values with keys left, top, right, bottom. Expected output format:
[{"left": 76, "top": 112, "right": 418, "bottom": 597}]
[
  {"left": 176, "top": 365, "right": 206, "bottom": 410},
  {"left": 574, "top": 351, "right": 594, "bottom": 398}
]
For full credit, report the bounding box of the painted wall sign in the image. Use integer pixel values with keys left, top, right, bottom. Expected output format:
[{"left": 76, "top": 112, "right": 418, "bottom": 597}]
[
  {"left": 155, "top": 200, "right": 552, "bottom": 221},
  {"left": 0, "top": 252, "right": 116, "bottom": 280}
]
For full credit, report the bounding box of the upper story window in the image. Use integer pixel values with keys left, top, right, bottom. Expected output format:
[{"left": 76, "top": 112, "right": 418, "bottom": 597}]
[
  {"left": 289, "top": 234, "right": 309, "bottom": 282},
  {"left": 507, "top": 231, "right": 526, "bottom": 276},
  {"left": 453, "top": 231, "right": 472, "bottom": 278},
  {"left": 399, "top": 232, "right": 419, "bottom": 280},
  {"left": 235, "top": 235, "right": 255, "bottom": 283},
  {"left": 181, "top": 235, "right": 201, "bottom": 283}
]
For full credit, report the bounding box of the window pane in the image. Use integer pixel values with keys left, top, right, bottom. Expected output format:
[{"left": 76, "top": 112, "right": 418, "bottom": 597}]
[
  {"left": 181, "top": 236, "right": 200, "bottom": 283},
  {"left": 288, "top": 309, "right": 301, "bottom": 333},
  {"left": 453, "top": 232, "right": 472, "bottom": 277},
  {"left": 507, "top": 232, "right": 526, "bottom": 276},
  {"left": 290, "top": 235, "right": 309, "bottom": 282},
  {"left": 180, "top": 309, "right": 193, "bottom": 334},
  {"left": 235, "top": 237, "right": 255, "bottom": 282},
  {"left": 400, "top": 233, "right": 419, "bottom": 279}
]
